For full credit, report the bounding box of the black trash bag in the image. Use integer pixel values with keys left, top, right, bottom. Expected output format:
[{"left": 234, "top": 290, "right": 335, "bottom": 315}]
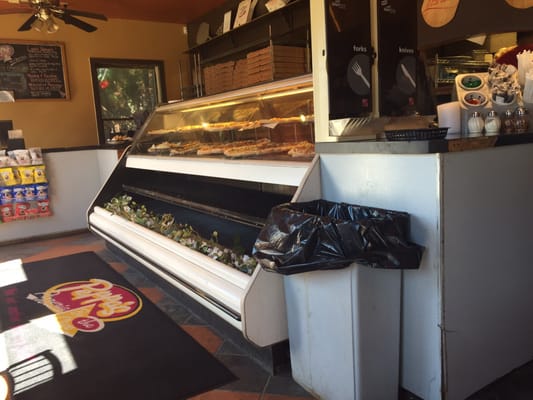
[{"left": 253, "top": 199, "right": 424, "bottom": 275}]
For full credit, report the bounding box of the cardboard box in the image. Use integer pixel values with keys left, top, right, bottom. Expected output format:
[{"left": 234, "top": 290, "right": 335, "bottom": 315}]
[
  {"left": 203, "top": 61, "right": 236, "bottom": 95},
  {"left": 246, "top": 45, "right": 306, "bottom": 85}
]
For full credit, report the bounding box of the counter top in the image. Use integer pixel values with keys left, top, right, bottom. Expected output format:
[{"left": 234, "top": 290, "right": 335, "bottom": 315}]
[
  {"left": 42, "top": 144, "right": 129, "bottom": 153},
  {"left": 37, "top": 133, "right": 532, "bottom": 156},
  {"left": 315, "top": 133, "right": 533, "bottom": 155}
]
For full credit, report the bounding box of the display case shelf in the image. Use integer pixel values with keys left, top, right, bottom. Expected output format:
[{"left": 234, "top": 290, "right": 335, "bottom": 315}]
[{"left": 126, "top": 155, "right": 311, "bottom": 186}]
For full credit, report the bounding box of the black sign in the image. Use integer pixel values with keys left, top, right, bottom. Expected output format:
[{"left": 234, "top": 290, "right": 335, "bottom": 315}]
[
  {"left": 378, "top": 0, "right": 418, "bottom": 117},
  {"left": 0, "top": 40, "right": 69, "bottom": 100},
  {"left": 325, "top": 0, "right": 372, "bottom": 119}
]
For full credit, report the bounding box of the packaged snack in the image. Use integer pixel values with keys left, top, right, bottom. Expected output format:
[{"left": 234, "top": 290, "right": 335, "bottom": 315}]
[
  {"left": 29, "top": 147, "right": 43, "bottom": 165},
  {"left": 13, "top": 186, "right": 26, "bottom": 202},
  {"left": 6, "top": 151, "right": 18, "bottom": 166},
  {"left": 14, "top": 202, "right": 30, "bottom": 217},
  {"left": 13, "top": 149, "right": 31, "bottom": 165},
  {"left": 35, "top": 184, "right": 48, "bottom": 200},
  {"left": 0, "top": 204, "right": 13, "bottom": 220},
  {"left": 18, "top": 166, "right": 35, "bottom": 184},
  {"left": 34, "top": 165, "right": 47, "bottom": 183},
  {"left": 24, "top": 185, "right": 36, "bottom": 202},
  {"left": 37, "top": 199, "right": 51, "bottom": 215},
  {"left": 0, "top": 156, "right": 10, "bottom": 167},
  {"left": 0, "top": 187, "right": 13, "bottom": 204},
  {"left": 0, "top": 167, "right": 17, "bottom": 186}
]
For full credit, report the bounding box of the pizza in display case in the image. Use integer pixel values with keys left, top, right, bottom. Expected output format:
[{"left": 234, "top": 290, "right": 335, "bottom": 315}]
[{"left": 130, "top": 74, "right": 315, "bottom": 161}]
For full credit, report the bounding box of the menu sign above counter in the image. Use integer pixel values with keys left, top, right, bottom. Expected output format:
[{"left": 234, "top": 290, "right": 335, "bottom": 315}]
[
  {"left": 417, "top": 0, "right": 533, "bottom": 49},
  {"left": 0, "top": 40, "right": 69, "bottom": 100}
]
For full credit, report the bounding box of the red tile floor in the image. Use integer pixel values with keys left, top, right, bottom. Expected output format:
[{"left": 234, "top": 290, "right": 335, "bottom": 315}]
[
  {"left": 0, "top": 231, "right": 315, "bottom": 400},
  {"left": 3, "top": 231, "right": 532, "bottom": 400}
]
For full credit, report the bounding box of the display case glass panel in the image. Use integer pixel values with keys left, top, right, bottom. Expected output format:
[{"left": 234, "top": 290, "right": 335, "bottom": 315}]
[{"left": 129, "top": 75, "right": 315, "bottom": 160}]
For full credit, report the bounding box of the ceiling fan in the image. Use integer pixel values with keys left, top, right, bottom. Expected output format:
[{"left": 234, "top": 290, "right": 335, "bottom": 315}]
[{"left": 13, "top": 0, "right": 107, "bottom": 33}]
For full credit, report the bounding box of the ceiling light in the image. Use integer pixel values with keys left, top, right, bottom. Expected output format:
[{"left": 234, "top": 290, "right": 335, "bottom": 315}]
[
  {"left": 31, "top": 9, "right": 59, "bottom": 34},
  {"left": 31, "top": 17, "right": 45, "bottom": 32},
  {"left": 45, "top": 18, "right": 59, "bottom": 33}
]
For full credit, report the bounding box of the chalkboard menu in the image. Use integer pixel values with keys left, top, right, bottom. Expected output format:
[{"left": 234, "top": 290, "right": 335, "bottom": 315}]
[{"left": 0, "top": 40, "right": 69, "bottom": 100}]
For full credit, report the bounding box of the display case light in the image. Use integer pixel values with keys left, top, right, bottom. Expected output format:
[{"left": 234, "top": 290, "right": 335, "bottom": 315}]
[
  {"left": 260, "top": 86, "right": 313, "bottom": 100},
  {"left": 182, "top": 100, "right": 242, "bottom": 113}
]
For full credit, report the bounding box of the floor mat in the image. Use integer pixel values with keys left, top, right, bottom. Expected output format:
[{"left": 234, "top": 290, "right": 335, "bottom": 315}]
[{"left": 0, "top": 251, "right": 236, "bottom": 400}]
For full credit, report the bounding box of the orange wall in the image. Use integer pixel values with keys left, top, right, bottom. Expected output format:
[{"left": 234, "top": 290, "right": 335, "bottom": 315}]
[{"left": 0, "top": 15, "right": 190, "bottom": 148}]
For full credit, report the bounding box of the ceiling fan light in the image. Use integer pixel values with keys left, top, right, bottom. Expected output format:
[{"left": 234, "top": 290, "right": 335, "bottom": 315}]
[
  {"left": 45, "top": 17, "right": 59, "bottom": 33},
  {"left": 31, "top": 17, "right": 45, "bottom": 32}
]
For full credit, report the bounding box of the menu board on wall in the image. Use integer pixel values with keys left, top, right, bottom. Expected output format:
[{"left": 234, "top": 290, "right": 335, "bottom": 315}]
[{"left": 0, "top": 40, "right": 69, "bottom": 100}]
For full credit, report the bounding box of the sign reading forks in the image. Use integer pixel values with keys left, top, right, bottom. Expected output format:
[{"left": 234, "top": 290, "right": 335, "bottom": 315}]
[
  {"left": 347, "top": 55, "right": 371, "bottom": 96},
  {"left": 324, "top": 0, "right": 372, "bottom": 119}
]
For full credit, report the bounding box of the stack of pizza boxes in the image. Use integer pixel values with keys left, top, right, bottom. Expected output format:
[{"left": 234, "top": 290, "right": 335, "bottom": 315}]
[
  {"left": 246, "top": 45, "right": 307, "bottom": 86},
  {"left": 0, "top": 148, "right": 51, "bottom": 223},
  {"left": 203, "top": 60, "right": 238, "bottom": 95}
]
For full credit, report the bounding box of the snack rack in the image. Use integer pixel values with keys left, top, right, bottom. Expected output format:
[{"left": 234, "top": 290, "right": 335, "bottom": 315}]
[{"left": 0, "top": 148, "right": 51, "bottom": 223}]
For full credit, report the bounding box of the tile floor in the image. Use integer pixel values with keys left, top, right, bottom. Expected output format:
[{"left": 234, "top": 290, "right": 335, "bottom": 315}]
[
  {"left": 0, "top": 231, "right": 314, "bottom": 400},
  {"left": 1, "top": 231, "right": 533, "bottom": 400}
]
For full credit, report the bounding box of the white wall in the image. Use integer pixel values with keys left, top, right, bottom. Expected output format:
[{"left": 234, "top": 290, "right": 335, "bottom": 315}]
[{"left": 0, "top": 149, "right": 118, "bottom": 243}]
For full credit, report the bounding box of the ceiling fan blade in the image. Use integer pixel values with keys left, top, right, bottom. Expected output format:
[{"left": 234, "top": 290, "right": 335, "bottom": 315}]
[
  {"left": 62, "top": 9, "right": 107, "bottom": 21},
  {"left": 51, "top": 7, "right": 107, "bottom": 21},
  {"left": 55, "top": 13, "right": 97, "bottom": 32},
  {"left": 18, "top": 14, "right": 37, "bottom": 31}
]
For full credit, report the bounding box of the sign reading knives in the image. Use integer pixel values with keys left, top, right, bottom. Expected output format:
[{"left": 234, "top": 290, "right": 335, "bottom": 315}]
[{"left": 400, "top": 63, "right": 416, "bottom": 88}]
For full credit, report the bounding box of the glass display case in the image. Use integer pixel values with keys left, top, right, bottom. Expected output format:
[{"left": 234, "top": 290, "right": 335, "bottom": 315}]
[
  {"left": 130, "top": 74, "right": 315, "bottom": 160},
  {"left": 87, "top": 73, "right": 320, "bottom": 353}
]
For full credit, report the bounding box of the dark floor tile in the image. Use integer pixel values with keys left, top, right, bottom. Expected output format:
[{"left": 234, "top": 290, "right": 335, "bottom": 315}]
[
  {"left": 119, "top": 267, "right": 153, "bottom": 287},
  {"left": 264, "top": 374, "right": 314, "bottom": 398},
  {"left": 156, "top": 299, "right": 194, "bottom": 325},
  {"left": 183, "top": 313, "right": 208, "bottom": 325},
  {"left": 216, "top": 354, "right": 271, "bottom": 393},
  {"left": 217, "top": 340, "right": 249, "bottom": 357}
]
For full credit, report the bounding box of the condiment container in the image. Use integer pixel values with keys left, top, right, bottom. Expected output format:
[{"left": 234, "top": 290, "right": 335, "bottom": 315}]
[
  {"left": 467, "top": 111, "right": 484, "bottom": 137},
  {"left": 502, "top": 109, "right": 515, "bottom": 134},
  {"left": 484, "top": 110, "right": 501, "bottom": 136},
  {"left": 514, "top": 107, "right": 529, "bottom": 133}
]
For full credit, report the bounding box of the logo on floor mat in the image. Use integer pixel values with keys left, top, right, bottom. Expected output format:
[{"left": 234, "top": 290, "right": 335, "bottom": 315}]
[{"left": 28, "top": 278, "right": 142, "bottom": 337}]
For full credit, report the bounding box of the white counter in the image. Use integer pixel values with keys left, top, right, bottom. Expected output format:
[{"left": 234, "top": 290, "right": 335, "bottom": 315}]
[{"left": 305, "top": 143, "right": 533, "bottom": 400}]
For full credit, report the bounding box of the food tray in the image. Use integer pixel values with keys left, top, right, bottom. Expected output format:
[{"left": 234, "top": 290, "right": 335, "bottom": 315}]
[{"left": 385, "top": 127, "right": 448, "bottom": 141}]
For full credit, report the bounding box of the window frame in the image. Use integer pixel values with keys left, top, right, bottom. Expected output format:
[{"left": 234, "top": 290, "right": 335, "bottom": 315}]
[{"left": 90, "top": 58, "right": 167, "bottom": 145}]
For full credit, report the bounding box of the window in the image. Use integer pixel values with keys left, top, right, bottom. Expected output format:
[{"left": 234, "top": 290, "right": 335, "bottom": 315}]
[{"left": 90, "top": 58, "right": 166, "bottom": 144}]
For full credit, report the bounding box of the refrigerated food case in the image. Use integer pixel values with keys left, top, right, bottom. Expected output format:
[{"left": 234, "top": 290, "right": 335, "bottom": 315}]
[{"left": 87, "top": 74, "right": 320, "bottom": 348}]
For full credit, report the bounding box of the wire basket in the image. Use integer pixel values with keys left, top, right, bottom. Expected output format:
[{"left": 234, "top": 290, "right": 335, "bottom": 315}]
[{"left": 385, "top": 127, "right": 448, "bottom": 141}]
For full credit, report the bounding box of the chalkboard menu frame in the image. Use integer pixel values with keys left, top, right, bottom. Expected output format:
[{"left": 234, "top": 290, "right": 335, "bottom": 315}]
[{"left": 0, "top": 39, "right": 69, "bottom": 100}]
